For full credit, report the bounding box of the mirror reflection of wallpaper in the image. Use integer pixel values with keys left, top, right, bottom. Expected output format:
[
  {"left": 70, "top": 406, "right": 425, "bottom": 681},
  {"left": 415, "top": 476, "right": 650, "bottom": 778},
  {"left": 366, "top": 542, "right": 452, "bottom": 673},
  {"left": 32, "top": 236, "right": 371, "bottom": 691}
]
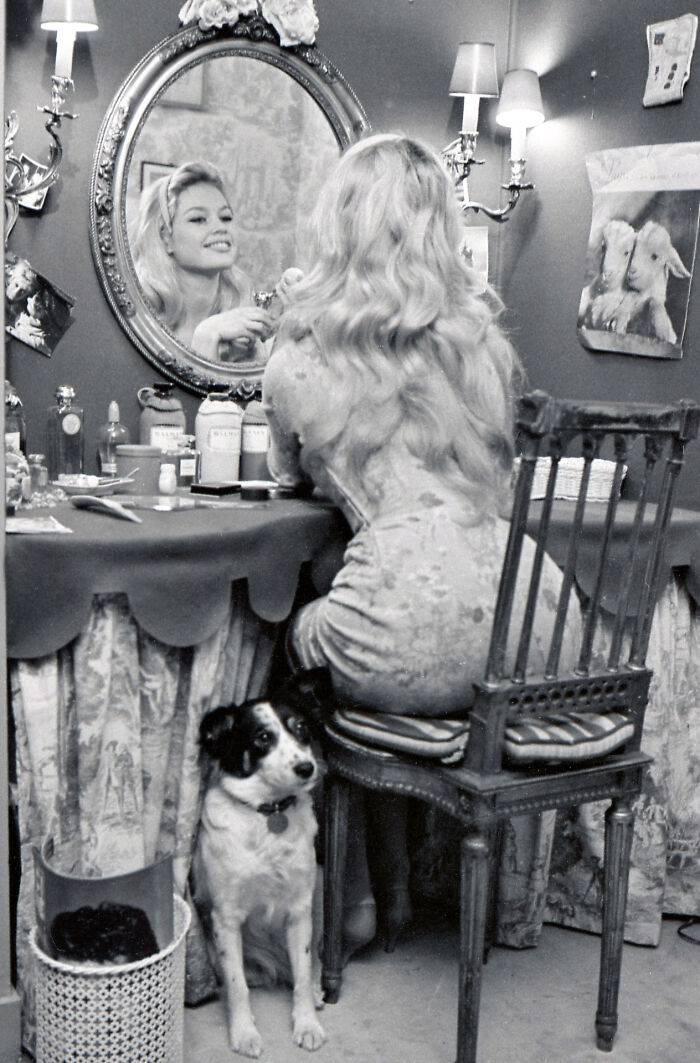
[{"left": 126, "top": 57, "right": 339, "bottom": 288}]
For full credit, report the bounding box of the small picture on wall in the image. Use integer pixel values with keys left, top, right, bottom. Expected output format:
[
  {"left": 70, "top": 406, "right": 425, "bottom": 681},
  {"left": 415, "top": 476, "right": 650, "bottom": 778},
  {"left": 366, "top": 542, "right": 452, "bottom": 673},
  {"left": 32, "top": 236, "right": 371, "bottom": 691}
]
[
  {"left": 578, "top": 144, "right": 700, "bottom": 360},
  {"left": 5, "top": 252, "right": 75, "bottom": 357},
  {"left": 15, "top": 154, "right": 51, "bottom": 212}
]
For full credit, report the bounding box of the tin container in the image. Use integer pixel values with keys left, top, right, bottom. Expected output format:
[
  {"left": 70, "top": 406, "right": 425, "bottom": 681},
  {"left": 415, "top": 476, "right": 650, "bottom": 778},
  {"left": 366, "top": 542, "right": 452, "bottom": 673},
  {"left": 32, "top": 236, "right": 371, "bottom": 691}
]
[{"left": 115, "top": 444, "right": 163, "bottom": 495}]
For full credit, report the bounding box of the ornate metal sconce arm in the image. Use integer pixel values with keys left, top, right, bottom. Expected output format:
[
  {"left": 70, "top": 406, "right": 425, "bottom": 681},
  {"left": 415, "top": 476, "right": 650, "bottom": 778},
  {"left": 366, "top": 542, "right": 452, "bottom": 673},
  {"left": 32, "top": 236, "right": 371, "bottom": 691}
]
[
  {"left": 441, "top": 131, "right": 485, "bottom": 185},
  {"left": 4, "top": 76, "right": 76, "bottom": 244},
  {"left": 455, "top": 157, "right": 535, "bottom": 224}
]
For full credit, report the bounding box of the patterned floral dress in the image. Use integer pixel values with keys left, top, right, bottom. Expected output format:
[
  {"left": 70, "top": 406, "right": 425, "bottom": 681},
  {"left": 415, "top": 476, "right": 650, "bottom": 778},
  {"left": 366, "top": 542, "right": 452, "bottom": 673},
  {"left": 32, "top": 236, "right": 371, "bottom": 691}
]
[{"left": 262, "top": 335, "right": 580, "bottom": 715}]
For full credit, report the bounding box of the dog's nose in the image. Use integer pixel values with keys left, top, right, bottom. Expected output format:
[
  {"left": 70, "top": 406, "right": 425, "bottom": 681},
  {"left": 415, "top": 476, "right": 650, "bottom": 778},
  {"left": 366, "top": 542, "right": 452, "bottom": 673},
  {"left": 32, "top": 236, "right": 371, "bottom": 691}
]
[{"left": 294, "top": 761, "right": 315, "bottom": 779}]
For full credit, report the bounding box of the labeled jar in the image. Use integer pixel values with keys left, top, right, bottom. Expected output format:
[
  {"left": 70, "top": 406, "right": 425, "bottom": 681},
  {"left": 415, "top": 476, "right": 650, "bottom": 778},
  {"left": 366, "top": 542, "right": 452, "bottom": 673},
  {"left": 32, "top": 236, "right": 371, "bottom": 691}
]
[
  {"left": 137, "top": 382, "right": 186, "bottom": 450},
  {"left": 240, "top": 400, "right": 271, "bottom": 481},
  {"left": 195, "top": 387, "right": 243, "bottom": 483}
]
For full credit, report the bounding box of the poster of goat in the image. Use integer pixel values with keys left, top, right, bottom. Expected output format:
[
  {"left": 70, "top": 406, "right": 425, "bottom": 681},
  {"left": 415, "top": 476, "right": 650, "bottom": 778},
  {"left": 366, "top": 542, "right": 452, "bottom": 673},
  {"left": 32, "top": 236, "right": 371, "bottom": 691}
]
[{"left": 578, "top": 144, "right": 700, "bottom": 359}]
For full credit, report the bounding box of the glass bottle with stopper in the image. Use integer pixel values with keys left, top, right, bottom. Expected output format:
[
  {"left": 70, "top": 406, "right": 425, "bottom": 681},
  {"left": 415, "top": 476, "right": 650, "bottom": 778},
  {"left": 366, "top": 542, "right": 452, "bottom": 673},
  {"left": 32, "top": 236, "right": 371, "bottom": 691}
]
[
  {"left": 97, "top": 400, "right": 130, "bottom": 476},
  {"left": 46, "top": 384, "right": 84, "bottom": 480}
]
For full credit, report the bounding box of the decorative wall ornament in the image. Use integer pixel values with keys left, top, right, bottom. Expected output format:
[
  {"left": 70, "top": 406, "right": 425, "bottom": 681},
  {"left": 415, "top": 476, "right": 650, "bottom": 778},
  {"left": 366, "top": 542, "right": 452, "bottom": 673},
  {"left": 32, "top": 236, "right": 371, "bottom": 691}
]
[
  {"left": 643, "top": 13, "right": 698, "bottom": 108},
  {"left": 178, "top": 0, "right": 319, "bottom": 46},
  {"left": 577, "top": 143, "right": 700, "bottom": 360}
]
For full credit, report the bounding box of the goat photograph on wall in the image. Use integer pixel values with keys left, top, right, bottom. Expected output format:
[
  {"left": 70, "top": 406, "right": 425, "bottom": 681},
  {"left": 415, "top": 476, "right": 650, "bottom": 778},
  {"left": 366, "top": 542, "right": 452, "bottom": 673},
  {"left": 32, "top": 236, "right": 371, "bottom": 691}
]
[{"left": 578, "top": 143, "right": 700, "bottom": 359}]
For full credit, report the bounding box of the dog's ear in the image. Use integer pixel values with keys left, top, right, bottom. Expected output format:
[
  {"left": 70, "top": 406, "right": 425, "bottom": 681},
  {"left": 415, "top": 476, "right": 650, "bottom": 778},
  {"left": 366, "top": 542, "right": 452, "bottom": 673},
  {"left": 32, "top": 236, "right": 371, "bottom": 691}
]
[
  {"left": 273, "top": 668, "right": 335, "bottom": 738},
  {"left": 200, "top": 703, "right": 259, "bottom": 776},
  {"left": 199, "top": 705, "right": 239, "bottom": 762}
]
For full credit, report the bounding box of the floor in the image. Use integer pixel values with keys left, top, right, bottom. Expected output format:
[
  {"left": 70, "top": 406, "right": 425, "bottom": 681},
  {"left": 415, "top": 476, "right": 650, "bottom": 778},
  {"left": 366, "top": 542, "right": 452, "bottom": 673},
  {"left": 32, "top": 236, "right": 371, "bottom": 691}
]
[{"left": 184, "top": 908, "right": 700, "bottom": 1063}]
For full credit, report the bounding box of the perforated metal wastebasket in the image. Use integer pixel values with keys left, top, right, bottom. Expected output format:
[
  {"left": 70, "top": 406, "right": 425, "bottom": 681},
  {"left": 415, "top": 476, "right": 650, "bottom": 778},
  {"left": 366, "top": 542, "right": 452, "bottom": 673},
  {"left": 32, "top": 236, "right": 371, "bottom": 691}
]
[{"left": 30, "top": 894, "right": 191, "bottom": 1063}]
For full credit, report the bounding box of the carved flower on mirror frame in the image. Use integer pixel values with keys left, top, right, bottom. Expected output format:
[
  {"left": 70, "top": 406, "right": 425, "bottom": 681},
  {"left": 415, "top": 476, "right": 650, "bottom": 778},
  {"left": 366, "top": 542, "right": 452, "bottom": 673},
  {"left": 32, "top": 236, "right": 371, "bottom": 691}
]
[{"left": 178, "top": 0, "right": 319, "bottom": 45}]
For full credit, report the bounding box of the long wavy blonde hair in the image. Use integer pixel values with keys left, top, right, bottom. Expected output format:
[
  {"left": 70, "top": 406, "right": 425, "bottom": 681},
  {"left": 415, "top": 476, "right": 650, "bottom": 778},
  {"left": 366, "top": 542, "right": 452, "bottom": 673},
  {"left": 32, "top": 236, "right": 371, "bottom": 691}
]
[
  {"left": 130, "top": 161, "right": 250, "bottom": 334},
  {"left": 277, "top": 134, "right": 522, "bottom": 510}
]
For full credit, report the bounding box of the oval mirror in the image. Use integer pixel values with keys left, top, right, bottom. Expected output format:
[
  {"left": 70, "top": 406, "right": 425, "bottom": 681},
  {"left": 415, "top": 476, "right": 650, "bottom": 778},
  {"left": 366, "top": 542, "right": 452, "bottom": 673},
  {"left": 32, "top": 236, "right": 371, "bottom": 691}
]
[{"left": 90, "top": 16, "right": 369, "bottom": 397}]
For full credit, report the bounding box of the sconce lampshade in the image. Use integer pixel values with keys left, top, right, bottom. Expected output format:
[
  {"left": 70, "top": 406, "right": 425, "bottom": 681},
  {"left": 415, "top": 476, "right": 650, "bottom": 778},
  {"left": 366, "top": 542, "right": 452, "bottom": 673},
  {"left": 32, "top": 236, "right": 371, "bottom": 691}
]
[
  {"left": 40, "top": 0, "right": 98, "bottom": 32},
  {"left": 496, "top": 69, "right": 544, "bottom": 129},
  {"left": 449, "top": 42, "right": 499, "bottom": 98}
]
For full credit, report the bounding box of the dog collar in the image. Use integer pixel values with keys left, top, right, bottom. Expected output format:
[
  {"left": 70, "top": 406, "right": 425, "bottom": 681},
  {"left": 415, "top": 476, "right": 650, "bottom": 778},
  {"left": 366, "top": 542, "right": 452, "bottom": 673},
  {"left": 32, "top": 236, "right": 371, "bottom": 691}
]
[{"left": 257, "top": 795, "right": 297, "bottom": 834}]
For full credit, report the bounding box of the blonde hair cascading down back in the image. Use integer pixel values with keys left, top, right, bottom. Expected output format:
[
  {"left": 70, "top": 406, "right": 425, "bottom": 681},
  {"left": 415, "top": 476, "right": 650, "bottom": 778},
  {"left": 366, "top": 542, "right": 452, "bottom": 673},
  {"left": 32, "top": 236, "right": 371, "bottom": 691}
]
[
  {"left": 130, "top": 160, "right": 249, "bottom": 333},
  {"left": 278, "top": 133, "right": 522, "bottom": 513}
]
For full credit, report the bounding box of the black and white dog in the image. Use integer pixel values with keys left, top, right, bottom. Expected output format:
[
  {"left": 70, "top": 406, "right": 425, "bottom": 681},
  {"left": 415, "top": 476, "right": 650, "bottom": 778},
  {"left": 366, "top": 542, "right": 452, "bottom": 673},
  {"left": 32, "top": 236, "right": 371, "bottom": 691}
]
[{"left": 192, "top": 693, "right": 326, "bottom": 1058}]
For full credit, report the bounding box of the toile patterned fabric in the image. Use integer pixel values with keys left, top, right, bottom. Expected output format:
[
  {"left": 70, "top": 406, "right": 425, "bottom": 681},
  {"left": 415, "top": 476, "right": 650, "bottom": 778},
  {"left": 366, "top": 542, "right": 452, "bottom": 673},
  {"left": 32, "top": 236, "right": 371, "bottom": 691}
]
[
  {"left": 263, "top": 335, "right": 581, "bottom": 715},
  {"left": 410, "top": 570, "right": 700, "bottom": 947},
  {"left": 11, "top": 588, "right": 278, "bottom": 1053},
  {"left": 10, "top": 528, "right": 700, "bottom": 1050}
]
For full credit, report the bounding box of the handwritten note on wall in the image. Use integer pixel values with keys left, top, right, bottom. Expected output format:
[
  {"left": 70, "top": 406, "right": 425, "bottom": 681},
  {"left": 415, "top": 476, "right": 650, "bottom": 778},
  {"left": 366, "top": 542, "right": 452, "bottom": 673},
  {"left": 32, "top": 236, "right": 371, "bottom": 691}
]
[{"left": 643, "top": 14, "right": 698, "bottom": 108}]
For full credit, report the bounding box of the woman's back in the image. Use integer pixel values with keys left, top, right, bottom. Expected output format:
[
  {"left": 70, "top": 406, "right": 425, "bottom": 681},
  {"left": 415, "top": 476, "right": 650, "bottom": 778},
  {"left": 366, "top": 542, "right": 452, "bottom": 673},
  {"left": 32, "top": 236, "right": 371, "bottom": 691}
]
[{"left": 266, "top": 335, "right": 579, "bottom": 715}]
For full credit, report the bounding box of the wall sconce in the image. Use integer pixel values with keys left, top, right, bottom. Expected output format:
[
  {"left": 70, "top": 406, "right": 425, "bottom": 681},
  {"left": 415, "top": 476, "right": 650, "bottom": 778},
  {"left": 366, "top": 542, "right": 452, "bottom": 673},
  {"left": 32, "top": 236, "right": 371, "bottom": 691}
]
[
  {"left": 441, "top": 43, "right": 544, "bottom": 223},
  {"left": 4, "top": 0, "right": 98, "bottom": 244}
]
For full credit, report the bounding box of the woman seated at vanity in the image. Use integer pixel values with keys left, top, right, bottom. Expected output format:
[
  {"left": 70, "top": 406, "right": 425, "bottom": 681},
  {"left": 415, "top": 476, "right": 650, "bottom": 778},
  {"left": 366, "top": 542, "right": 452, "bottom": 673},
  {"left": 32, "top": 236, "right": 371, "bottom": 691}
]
[{"left": 131, "top": 160, "right": 274, "bottom": 363}]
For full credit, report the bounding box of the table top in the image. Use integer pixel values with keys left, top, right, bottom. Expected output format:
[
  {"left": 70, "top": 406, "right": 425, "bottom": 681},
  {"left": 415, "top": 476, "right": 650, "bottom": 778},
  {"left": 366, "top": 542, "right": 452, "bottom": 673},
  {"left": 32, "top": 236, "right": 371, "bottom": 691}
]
[
  {"left": 7, "top": 495, "right": 347, "bottom": 659},
  {"left": 527, "top": 499, "right": 700, "bottom": 614}
]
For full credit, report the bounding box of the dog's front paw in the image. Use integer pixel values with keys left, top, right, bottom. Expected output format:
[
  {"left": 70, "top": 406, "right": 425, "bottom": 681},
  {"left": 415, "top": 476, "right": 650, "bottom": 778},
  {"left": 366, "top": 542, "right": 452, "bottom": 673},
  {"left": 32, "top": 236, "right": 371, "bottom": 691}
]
[
  {"left": 293, "top": 1013, "right": 327, "bottom": 1051},
  {"left": 230, "top": 1017, "right": 263, "bottom": 1058}
]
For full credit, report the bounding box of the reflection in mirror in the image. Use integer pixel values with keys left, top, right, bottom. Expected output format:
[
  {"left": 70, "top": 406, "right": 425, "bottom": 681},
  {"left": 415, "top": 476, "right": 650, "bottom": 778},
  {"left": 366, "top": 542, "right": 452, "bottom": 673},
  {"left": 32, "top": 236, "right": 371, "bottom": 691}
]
[
  {"left": 126, "top": 57, "right": 338, "bottom": 368},
  {"left": 90, "top": 22, "right": 369, "bottom": 396}
]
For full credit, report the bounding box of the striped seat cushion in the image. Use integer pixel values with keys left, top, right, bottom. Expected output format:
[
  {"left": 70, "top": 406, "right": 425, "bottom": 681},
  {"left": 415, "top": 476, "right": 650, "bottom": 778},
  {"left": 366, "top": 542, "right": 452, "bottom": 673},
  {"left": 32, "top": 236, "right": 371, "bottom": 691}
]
[
  {"left": 330, "top": 709, "right": 470, "bottom": 764},
  {"left": 504, "top": 710, "right": 635, "bottom": 762},
  {"left": 331, "top": 707, "right": 634, "bottom": 765}
]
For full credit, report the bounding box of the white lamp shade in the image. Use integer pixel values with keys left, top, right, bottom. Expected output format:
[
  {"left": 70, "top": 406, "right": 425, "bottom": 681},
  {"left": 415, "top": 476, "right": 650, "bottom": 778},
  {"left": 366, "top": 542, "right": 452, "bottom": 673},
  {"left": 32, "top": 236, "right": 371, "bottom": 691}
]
[
  {"left": 449, "top": 42, "right": 499, "bottom": 98},
  {"left": 41, "top": 0, "right": 98, "bottom": 32},
  {"left": 496, "top": 69, "right": 544, "bottom": 129}
]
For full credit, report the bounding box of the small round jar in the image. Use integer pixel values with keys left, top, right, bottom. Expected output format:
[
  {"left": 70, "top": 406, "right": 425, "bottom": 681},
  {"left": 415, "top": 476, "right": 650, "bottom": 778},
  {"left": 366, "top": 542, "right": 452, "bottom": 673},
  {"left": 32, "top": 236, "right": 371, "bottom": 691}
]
[{"left": 115, "top": 444, "right": 163, "bottom": 495}]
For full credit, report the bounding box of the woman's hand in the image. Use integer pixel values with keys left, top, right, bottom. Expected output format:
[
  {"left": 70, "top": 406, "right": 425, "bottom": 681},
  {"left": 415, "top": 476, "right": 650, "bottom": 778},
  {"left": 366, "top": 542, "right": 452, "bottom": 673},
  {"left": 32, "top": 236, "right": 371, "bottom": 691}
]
[
  {"left": 276, "top": 267, "right": 304, "bottom": 304},
  {"left": 190, "top": 306, "right": 273, "bottom": 360}
]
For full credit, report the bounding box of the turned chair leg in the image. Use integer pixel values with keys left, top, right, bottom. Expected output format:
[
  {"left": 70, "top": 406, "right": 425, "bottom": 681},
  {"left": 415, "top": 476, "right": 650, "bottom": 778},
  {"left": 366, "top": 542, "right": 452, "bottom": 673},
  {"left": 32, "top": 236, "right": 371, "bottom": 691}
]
[
  {"left": 457, "top": 828, "right": 492, "bottom": 1063},
  {"left": 322, "top": 775, "right": 350, "bottom": 1004},
  {"left": 596, "top": 796, "right": 635, "bottom": 1052}
]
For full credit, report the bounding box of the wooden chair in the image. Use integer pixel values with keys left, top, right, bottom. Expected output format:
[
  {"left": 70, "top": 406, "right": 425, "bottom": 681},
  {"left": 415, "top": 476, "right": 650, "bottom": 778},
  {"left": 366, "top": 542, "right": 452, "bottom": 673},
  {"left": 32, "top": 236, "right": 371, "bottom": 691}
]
[{"left": 316, "top": 391, "right": 699, "bottom": 1063}]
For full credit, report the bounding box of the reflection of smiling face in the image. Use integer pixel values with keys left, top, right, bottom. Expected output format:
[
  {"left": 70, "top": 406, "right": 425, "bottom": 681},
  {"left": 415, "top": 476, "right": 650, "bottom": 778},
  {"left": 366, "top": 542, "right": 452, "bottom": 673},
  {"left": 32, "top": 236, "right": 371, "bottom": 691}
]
[{"left": 164, "top": 182, "right": 236, "bottom": 275}]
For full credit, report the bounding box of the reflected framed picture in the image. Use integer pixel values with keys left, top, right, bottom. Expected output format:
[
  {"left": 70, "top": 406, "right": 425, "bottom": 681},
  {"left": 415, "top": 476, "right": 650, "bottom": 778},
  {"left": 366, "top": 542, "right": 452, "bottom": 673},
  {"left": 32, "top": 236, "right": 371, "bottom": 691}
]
[
  {"left": 140, "top": 161, "right": 176, "bottom": 192},
  {"left": 156, "top": 62, "right": 206, "bottom": 109}
]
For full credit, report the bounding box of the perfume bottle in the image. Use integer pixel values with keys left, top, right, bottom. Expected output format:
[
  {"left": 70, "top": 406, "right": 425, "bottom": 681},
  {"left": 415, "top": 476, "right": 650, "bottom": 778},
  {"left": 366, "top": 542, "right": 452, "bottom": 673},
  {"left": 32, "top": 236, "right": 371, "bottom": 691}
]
[
  {"left": 5, "top": 380, "right": 26, "bottom": 454},
  {"left": 97, "top": 401, "right": 131, "bottom": 476},
  {"left": 46, "top": 385, "right": 85, "bottom": 480}
]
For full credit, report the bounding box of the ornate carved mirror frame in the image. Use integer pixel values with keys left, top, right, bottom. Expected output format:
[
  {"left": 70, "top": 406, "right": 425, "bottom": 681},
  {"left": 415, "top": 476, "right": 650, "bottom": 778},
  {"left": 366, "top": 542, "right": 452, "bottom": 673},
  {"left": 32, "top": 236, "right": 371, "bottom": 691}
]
[{"left": 89, "top": 13, "right": 369, "bottom": 398}]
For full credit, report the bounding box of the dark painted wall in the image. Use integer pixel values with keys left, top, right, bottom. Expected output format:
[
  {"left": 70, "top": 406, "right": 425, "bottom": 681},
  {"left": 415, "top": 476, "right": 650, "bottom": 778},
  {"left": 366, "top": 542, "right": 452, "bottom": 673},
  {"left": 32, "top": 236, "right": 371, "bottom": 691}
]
[
  {"left": 6, "top": 0, "right": 700, "bottom": 503},
  {"left": 502, "top": 0, "right": 700, "bottom": 506},
  {"left": 4, "top": 0, "right": 510, "bottom": 468}
]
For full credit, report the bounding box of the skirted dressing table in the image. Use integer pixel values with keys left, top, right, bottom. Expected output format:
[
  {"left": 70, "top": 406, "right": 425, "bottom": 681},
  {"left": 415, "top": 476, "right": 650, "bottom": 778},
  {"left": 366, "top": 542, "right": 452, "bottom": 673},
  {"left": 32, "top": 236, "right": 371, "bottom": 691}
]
[
  {"left": 7, "top": 494, "right": 348, "bottom": 1047},
  {"left": 8, "top": 496, "right": 700, "bottom": 1013}
]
